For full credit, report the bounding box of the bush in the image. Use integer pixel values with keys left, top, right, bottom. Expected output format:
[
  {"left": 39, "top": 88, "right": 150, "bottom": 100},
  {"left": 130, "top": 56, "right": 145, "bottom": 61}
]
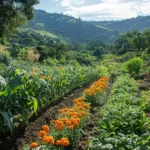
[
  {"left": 0, "top": 50, "right": 12, "bottom": 65},
  {"left": 0, "top": 63, "right": 7, "bottom": 77},
  {"left": 126, "top": 57, "right": 143, "bottom": 76}
]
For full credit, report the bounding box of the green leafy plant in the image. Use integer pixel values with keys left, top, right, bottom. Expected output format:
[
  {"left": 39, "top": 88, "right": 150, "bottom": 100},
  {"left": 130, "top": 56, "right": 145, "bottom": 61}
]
[
  {"left": 88, "top": 75, "right": 150, "bottom": 149},
  {"left": 0, "top": 50, "right": 12, "bottom": 66},
  {"left": 126, "top": 57, "right": 143, "bottom": 76}
]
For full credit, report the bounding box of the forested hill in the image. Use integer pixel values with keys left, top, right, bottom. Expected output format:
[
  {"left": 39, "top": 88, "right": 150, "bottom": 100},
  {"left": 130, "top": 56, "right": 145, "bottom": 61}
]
[
  {"left": 22, "top": 10, "right": 150, "bottom": 44},
  {"left": 90, "top": 16, "right": 150, "bottom": 32},
  {"left": 23, "top": 10, "right": 120, "bottom": 43}
]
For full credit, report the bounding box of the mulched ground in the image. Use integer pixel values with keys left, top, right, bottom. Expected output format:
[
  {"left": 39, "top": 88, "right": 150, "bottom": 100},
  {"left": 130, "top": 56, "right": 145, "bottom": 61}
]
[{"left": 0, "top": 87, "right": 85, "bottom": 150}]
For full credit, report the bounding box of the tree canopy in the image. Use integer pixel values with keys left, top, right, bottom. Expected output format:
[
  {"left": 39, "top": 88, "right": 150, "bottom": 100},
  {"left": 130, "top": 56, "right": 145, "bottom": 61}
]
[{"left": 0, "top": 0, "right": 39, "bottom": 37}]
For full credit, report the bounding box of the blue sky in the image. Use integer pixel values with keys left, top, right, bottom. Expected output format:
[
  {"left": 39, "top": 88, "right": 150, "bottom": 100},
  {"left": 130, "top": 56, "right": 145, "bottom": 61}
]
[{"left": 35, "top": 0, "right": 150, "bottom": 21}]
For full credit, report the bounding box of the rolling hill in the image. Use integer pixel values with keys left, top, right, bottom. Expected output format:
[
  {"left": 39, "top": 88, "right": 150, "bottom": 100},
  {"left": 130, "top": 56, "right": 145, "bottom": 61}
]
[
  {"left": 22, "top": 10, "right": 120, "bottom": 43},
  {"left": 11, "top": 10, "right": 150, "bottom": 45}
]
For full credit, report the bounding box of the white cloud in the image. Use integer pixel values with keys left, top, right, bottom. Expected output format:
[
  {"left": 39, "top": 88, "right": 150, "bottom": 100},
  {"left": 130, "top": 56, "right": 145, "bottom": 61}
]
[
  {"left": 48, "top": 0, "right": 150, "bottom": 20},
  {"left": 61, "top": 0, "right": 150, "bottom": 20},
  {"left": 51, "top": 0, "right": 85, "bottom": 7}
]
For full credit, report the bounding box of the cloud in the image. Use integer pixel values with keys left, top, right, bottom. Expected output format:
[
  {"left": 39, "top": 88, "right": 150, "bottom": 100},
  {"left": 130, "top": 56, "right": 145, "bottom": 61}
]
[
  {"left": 58, "top": 0, "right": 150, "bottom": 20},
  {"left": 48, "top": 0, "right": 150, "bottom": 20},
  {"left": 51, "top": 0, "right": 85, "bottom": 7}
]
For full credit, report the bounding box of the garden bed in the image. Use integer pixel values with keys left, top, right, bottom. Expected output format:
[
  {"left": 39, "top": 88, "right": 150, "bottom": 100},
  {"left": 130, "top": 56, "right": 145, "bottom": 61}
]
[{"left": 0, "top": 87, "right": 85, "bottom": 150}]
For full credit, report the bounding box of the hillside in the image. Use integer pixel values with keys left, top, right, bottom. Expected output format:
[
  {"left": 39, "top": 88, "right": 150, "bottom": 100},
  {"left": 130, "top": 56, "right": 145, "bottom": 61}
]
[
  {"left": 8, "top": 10, "right": 150, "bottom": 45},
  {"left": 91, "top": 16, "right": 150, "bottom": 32},
  {"left": 22, "top": 10, "right": 120, "bottom": 43}
]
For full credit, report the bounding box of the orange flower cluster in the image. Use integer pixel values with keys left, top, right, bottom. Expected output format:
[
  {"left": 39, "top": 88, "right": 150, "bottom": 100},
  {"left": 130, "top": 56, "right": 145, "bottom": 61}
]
[
  {"left": 56, "top": 138, "right": 69, "bottom": 146},
  {"left": 84, "top": 76, "right": 109, "bottom": 96},
  {"left": 41, "top": 75, "right": 51, "bottom": 80},
  {"left": 42, "top": 136, "right": 54, "bottom": 145},
  {"left": 30, "top": 96, "right": 91, "bottom": 149},
  {"left": 51, "top": 97, "right": 91, "bottom": 130}
]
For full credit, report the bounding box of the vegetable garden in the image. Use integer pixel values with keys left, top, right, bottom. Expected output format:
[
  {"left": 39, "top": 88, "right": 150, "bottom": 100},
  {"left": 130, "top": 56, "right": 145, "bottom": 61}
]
[{"left": 0, "top": 55, "right": 150, "bottom": 150}]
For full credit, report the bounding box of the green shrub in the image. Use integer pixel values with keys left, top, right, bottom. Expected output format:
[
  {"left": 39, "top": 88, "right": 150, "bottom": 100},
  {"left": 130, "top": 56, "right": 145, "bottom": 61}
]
[
  {"left": 0, "top": 51, "right": 12, "bottom": 65},
  {"left": 98, "top": 65, "right": 109, "bottom": 76},
  {"left": 0, "top": 63, "right": 7, "bottom": 77},
  {"left": 43, "top": 58, "right": 58, "bottom": 66},
  {"left": 126, "top": 57, "right": 143, "bottom": 76}
]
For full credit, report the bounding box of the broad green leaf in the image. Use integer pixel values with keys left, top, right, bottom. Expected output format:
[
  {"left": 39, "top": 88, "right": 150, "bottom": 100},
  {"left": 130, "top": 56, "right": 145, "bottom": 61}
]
[
  {"left": 0, "top": 111, "right": 13, "bottom": 133},
  {"left": 33, "top": 98, "right": 38, "bottom": 113}
]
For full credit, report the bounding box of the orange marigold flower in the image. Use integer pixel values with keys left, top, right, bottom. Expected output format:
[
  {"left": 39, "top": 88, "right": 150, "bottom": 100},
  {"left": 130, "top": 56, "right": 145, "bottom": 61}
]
[
  {"left": 76, "top": 118, "right": 80, "bottom": 123},
  {"left": 81, "top": 97, "right": 86, "bottom": 101},
  {"left": 30, "top": 142, "right": 38, "bottom": 148},
  {"left": 61, "top": 138, "right": 70, "bottom": 146},
  {"left": 81, "top": 111, "right": 86, "bottom": 117},
  {"left": 67, "top": 125, "right": 73, "bottom": 130},
  {"left": 70, "top": 117, "right": 76, "bottom": 123},
  {"left": 73, "top": 121, "right": 79, "bottom": 127},
  {"left": 42, "top": 136, "right": 54, "bottom": 144},
  {"left": 42, "top": 125, "right": 49, "bottom": 133},
  {"left": 56, "top": 140, "right": 61, "bottom": 146},
  {"left": 55, "top": 120, "right": 64, "bottom": 126},
  {"left": 63, "top": 118, "right": 69, "bottom": 122},
  {"left": 76, "top": 113, "right": 81, "bottom": 117},
  {"left": 38, "top": 130, "right": 46, "bottom": 137},
  {"left": 66, "top": 120, "right": 72, "bottom": 126},
  {"left": 55, "top": 125, "right": 64, "bottom": 130},
  {"left": 68, "top": 112, "right": 73, "bottom": 116}
]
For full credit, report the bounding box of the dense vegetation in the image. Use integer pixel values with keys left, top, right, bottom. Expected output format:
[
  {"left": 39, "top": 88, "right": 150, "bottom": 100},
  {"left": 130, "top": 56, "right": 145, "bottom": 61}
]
[
  {"left": 0, "top": 0, "right": 39, "bottom": 37},
  {"left": 0, "top": 6, "right": 150, "bottom": 150}
]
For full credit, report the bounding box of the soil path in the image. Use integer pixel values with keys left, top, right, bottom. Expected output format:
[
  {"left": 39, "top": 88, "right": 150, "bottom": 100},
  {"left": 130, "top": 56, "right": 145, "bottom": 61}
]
[{"left": 0, "top": 87, "right": 85, "bottom": 150}]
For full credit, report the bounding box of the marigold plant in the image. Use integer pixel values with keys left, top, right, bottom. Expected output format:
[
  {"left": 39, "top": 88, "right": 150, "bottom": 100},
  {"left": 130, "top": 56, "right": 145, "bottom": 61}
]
[
  {"left": 84, "top": 76, "right": 109, "bottom": 105},
  {"left": 29, "top": 96, "right": 91, "bottom": 149}
]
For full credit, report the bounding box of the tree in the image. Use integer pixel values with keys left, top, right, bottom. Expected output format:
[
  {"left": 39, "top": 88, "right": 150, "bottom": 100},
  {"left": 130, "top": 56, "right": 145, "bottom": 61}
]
[
  {"left": 87, "top": 39, "right": 106, "bottom": 51},
  {"left": 0, "top": 0, "right": 39, "bottom": 38},
  {"left": 93, "top": 47, "right": 104, "bottom": 58}
]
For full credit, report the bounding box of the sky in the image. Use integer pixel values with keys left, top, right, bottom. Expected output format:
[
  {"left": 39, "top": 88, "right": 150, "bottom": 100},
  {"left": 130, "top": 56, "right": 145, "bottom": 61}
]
[{"left": 35, "top": 0, "right": 150, "bottom": 21}]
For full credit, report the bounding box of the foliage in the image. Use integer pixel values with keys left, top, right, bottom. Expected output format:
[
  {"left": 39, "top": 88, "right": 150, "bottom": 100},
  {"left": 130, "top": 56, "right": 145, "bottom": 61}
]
[
  {"left": 0, "top": 50, "right": 12, "bottom": 65},
  {"left": 0, "top": 64, "right": 104, "bottom": 133},
  {"left": 88, "top": 75, "right": 150, "bottom": 149},
  {"left": 0, "top": 63, "right": 7, "bottom": 77},
  {"left": 126, "top": 57, "right": 143, "bottom": 76},
  {"left": 0, "top": 0, "right": 39, "bottom": 37},
  {"left": 87, "top": 39, "right": 106, "bottom": 51},
  {"left": 141, "top": 90, "right": 150, "bottom": 112},
  {"left": 98, "top": 65, "right": 109, "bottom": 77},
  {"left": 20, "top": 10, "right": 119, "bottom": 43}
]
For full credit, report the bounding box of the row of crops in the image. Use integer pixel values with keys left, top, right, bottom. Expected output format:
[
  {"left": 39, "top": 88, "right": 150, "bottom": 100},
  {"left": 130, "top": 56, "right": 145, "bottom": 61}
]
[
  {"left": 0, "top": 64, "right": 107, "bottom": 134},
  {"left": 24, "top": 76, "right": 109, "bottom": 150},
  {"left": 88, "top": 75, "right": 150, "bottom": 149}
]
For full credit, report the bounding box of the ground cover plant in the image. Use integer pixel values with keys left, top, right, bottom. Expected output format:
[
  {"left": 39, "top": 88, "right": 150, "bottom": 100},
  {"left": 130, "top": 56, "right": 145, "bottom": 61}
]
[{"left": 88, "top": 75, "right": 150, "bottom": 150}]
